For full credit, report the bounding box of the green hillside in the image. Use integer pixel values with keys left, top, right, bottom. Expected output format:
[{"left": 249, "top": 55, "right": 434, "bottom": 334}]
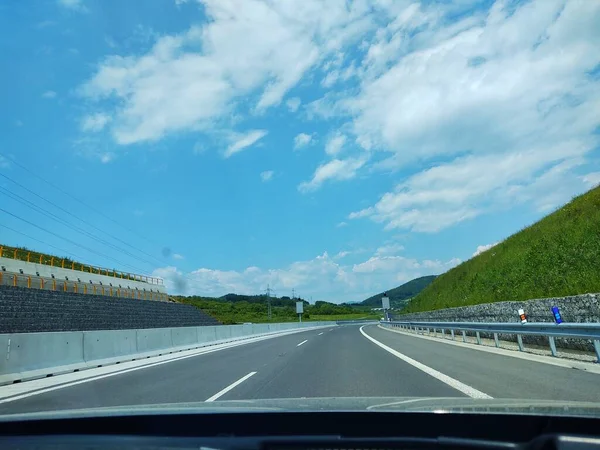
[
  {"left": 405, "top": 186, "right": 600, "bottom": 313},
  {"left": 359, "top": 275, "right": 436, "bottom": 307}
]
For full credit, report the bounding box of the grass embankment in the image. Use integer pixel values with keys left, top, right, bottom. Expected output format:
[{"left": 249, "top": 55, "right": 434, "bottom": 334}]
[
  {"left": 177, "top": 296, "right": 380, "bottom": 324},
  {"left": 405, "top": 186, "right": 600, "bottom": 313}
]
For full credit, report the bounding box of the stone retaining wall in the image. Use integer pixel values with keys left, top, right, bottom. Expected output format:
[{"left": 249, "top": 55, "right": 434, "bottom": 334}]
[
  {"left": 393, "top": 293, "right": 600, "bottom": 351},
  {"left": 0, "top": 285, "right": 220, "bottom": 333}
]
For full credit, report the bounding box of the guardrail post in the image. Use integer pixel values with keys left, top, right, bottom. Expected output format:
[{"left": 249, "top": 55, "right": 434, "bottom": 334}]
[
  {"left": 27, "top": 276, "right": 31, "bottom": 288},
  {"left": 548, "top": 336, "right": 558, "bottom": 357},
  {"left": 494, "top": 333, "right": 499, "bottom": 348},
  {"left": 476, "top": 331, "right": 481, "bottom": 345},
  {"left": 427, "top": 328, "right": 430, "bottom": 335},
  {"left": 517, "top": 334, "right": 524, "bottom": 352},
  {"left": 462, "top": 330, "right": 466, "bottom": 342},
  {"left": 450, "top": 329, "right": 455, "bottom": 340},
  {"left": 441, "top": 329, "right": 445, "bottom": 338},
  {"left": 593, "top": 340, "right": 600, "bottom": 363},
  {"left": 13, "top": 275, "right": 16, "bottom": 287}
]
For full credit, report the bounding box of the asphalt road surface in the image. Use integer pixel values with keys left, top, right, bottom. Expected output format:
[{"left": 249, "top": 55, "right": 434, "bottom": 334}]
[{"left": 2, "top": 324, "right": 600, "bottom": 414}]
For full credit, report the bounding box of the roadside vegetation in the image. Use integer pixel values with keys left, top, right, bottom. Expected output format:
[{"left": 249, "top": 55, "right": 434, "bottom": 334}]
[
  {"left": 176, "top": 295, "right": 381, "bottom": 324},
  {"left": 405, "top": 186, "right": 600, "bottom": 313}
]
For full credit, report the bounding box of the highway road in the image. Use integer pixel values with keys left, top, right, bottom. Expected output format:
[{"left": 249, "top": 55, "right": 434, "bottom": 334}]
[{"left": 1, "top": 324, "right": 600, "bottom": 414}]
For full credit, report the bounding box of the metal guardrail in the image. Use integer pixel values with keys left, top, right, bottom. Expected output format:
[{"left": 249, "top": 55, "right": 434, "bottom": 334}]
[
  {"left": 0, "top": 246, "right": 163, "bottom": 285},
  {"left": 380, "top": 320, "right": 600, "bottom": 362},
  {"left": 0, "top": 271, "right": 168, "bottom": 301}
]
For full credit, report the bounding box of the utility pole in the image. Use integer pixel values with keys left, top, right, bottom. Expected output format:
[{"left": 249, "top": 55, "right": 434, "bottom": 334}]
[
  {"left": 266, "top": 284, "right": 272, "bottom": 320},
  {"left": 292, "top": 288, "right": 295, "bottom": 299}
]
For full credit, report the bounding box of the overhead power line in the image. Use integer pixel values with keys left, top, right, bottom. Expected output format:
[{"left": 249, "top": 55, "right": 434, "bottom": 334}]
[
  {"left": 0, "top": 222, "right": 93, "bottom": 266},
  {"left": 0, "top": 185, "right": 160, "bottom": 270},
  {"left": 0, "top": 207, "right": 149, "bottom": 275},
  {"left": 0, "top": 161, "right": 165, "bottom": 264}
]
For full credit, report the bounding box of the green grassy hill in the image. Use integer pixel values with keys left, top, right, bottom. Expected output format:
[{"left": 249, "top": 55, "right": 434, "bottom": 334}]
[
  {"left": 359, "top": 275, "right": 436, "bottom": 308},
  {"left": 405, "top": 186, "right": 600, "bottom": 313}
]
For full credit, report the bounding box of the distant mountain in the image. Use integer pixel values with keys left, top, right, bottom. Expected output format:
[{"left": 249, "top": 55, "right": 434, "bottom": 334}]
[{"left": 359, "top": 276, "right": 437, "bottom": 308}]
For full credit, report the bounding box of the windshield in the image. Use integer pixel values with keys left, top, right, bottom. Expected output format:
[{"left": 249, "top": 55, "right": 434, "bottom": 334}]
[{"left": 1, "top": 0, "right": 600, "bottom": 419}]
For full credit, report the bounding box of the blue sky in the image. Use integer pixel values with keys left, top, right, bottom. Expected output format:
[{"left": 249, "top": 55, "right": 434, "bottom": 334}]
[{"left": 1, "top": 0, "right": 599, "bottom": 302}]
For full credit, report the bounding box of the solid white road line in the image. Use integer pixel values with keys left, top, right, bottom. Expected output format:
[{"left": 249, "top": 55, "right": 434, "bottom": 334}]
[
  {"left": 359, "top": 325, "right": 492, "bottom": 399},
  {"left": 318, "top": 332, "right": 324, "bottom": 335},
  {"left": 205, "top": 372, "right": 257, "bottom": 402},
  {"left": 297, "top": 339, "right": 308, "bottom": 347}
]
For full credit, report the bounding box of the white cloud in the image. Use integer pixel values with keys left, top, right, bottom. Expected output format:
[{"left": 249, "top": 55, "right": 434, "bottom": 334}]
[
  {"left": 42, "top": 91, "right": 57, "bottom": 99},
  {"left": 321, "top": 70, "right": 340, "bottom": 88},
  {"left": 322, "top": 0, "right": 600, "bottom": 231},
  {"left": 79, "top": 0, "right": 373, "bottom": 145},
  {"left": 173, "top": 253, "right": 185, "bottom": 260},
  {"left": 286, "top": 97, "right": 301, "bottom": 112},
  {"left": 294, "top": 132, "right": 313, "bottom": 150},
  {"left": 324, "top": 132, "right": 346, "bottom": 156},
  {"left": 333, "top": 250, "right": 351, "bottom": 260},
  {"left": 57, "top": 0, "right": 85, "bottom": 11},
  {"left": 260, "top": 170, "right": 274, "bottom": 182},
  {"left": 375, "top": 243, "right": 405, "bottom": 256},
  {"left": 81, "top": 113, "right": 111, "bottom": 132},
  {"left": 73, "top": 0, "right": 600, "bottom": 234},
  {"left": 336, "top": 221, "right": 348, "bottom": 228},
  {"left": 0, "top": 156, "right": 10, "bottom": 169},
  {"left": 352, "top": 255, "right": 458, "bottom": 274},
  {"left": 224, "top": 129, "right": 267, "bottom": 158},
  {"left": 298, "top": 157, "right": 367, "bottom": 193},
  {"left": 472, "top": 242, "right": 498, "bottom": 257},
  {"left": 153, "top": 249, "right": 460, "bottom": 303},
  {"left": 100, "top": 153, "right": 114, "bottom": 164},
  {"left": 351, "top": 143, "right": 592, "bottom": 232},
  {"left": 582, "top": 172, "right": 600, "bottom": 188}
]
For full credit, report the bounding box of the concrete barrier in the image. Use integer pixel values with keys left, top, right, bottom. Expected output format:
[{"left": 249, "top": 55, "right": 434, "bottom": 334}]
[
  {"left": 171, "top": 327, "right": 198, "bottom": 347},
  {"left": 1, "top": 331, "right": 84, "bottom": 382},
  {"left": 0, "top": 321, "right": 337, "bottom": 385},
  {"left": 83, "top": 329, "right": 137, "bottom": 366},
  {"left": 136, "top": 328, "right": 173, "bottom": 353}
]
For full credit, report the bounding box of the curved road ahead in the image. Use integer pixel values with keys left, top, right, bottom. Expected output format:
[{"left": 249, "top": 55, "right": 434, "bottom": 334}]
[{"left": 1, "top": 324, "right": 599, "bottom": 414}]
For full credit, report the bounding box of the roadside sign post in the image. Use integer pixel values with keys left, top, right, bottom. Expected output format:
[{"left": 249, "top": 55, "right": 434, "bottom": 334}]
[
  {"left": 382, "top": 293, "right": 390, "bottom": 321},
  {"left": 296, "top": 301, "right": 304, "bottom": 323}
]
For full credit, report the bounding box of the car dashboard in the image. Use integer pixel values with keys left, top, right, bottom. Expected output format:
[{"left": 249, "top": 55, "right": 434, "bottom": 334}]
[{"left": 0, "top": 410, "right": 599, "bottom": 450}]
